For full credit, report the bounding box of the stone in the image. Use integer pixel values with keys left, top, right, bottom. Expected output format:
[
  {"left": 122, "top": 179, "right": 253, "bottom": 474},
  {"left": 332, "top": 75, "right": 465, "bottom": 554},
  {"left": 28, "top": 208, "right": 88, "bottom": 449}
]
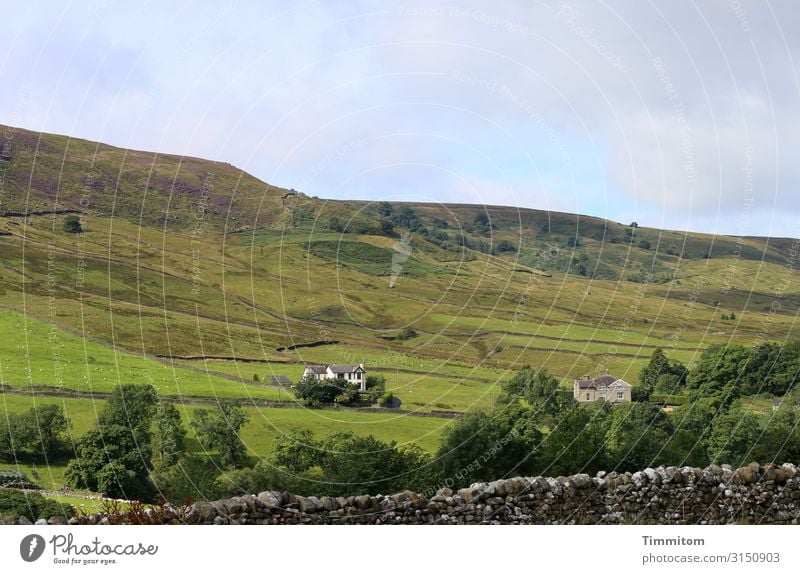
[
  {"left": 186, "top": 501, "right": 218, "bottom": 524},
  {"left": 354, "top": 495, "right": 372, "bottom": 510},
  {"left": 35, "top": 518, "right": 48, "bottom": 525},
  {"left": 257, "top": 491, "right": 281, "bottom": 509},
  {"left": 732, "top": 464, "right": 760, "bottom": 485},
  {"left": 569, "top": 474, "right": 592, "bottom": 490},
  {"left": 17, "top": 516, "right": 32, "bottom": 525}
]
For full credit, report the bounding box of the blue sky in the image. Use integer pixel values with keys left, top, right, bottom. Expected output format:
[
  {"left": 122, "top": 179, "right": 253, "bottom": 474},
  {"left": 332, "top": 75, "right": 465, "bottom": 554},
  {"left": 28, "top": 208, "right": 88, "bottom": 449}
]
[{"left": 1, "top": 1, "right": 798, "bottom": 237}]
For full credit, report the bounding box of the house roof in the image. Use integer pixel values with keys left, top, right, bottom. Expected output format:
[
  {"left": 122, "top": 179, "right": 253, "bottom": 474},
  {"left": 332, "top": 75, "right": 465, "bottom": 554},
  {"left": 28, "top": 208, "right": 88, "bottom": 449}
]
[
  {"left": 304, "top": 365, "right": 328, "bottom": 374},
  {"left": 328, "top": 364, "right": 365, "bottom": 374},
  {"left": 269, "top": 375, "right": 291, "bottom": 384},
  {"left": 575, "top": 375, "right": 629, "bottom": 389}
]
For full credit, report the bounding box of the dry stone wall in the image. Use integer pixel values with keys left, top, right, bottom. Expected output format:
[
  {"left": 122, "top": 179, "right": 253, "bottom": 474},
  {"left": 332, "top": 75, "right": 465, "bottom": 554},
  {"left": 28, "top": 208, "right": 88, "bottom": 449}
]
[
  {"left": 184, "top": 462, "right": 800, "bottom": 525},
  {"left": 6, "top": 463, "right": 800, "bottom": 525}
]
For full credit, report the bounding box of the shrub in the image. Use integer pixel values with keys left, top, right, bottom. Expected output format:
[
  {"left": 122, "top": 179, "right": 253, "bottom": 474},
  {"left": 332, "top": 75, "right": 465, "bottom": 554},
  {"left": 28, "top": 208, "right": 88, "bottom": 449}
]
[
  {"left": 379, "top": 391, "right": 394, "bottom": 407},
  {"left": 63, "top": 215, "right": 83, "bottom": 233},
  {"left": 0, "top": 489, "right": 73, "bottom": 520}
]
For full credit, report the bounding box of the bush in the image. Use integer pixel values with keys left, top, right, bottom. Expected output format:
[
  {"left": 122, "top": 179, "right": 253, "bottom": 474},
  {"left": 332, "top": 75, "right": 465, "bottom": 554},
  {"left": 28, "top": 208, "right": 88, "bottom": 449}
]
[
  {"left": 0, "top": 489, "right": 73, "bottom": 520},
  {"left": 0, "top": 470, "right": 30, "bottom": 485},
  {"left": 378, "top": 391, "right": 394, "bottom": 407},
  {"left": 63, "top": 215, "right": 83, "bottom": 233}
]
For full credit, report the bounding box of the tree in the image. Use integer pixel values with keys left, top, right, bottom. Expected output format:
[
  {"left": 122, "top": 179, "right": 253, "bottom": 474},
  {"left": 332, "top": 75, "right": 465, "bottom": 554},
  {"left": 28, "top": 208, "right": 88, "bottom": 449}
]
[
  {"left": 294, "top": 375, "right": 348, "bottom": 406},
  {"left": 63, "top": 214, "right": 83, "bottom": 233},
  {"left": 498, "top": 366, "right": 566, "bottom": 417},
  {"left": 685, "top": 344, "right": 751, "bottom": 408},
  {"left": 751, "top": 406, "right": 800, "bottom": 464},
  {"left": 637, "top": 348, "right": 686, "bottom": 401},
  {"left": 154, "top": 404, "right": 186, "bottom": 467},
  {"left": 102, "top": 384, "right": 159, "bottom": 433},
  {"left": 320, "top": 432, "right": 430, "bottom": 495},
  {"left": 22, "top": 404, "right": 71, "bottom": 457},
  {"left": 494, "top": 240, "right": 517, "bottom": 254},
  {"left": 65, "top": 424, "right": 155, "bottom": 500},
  {"left": 539, "top": 402, "right": 610, "bottom": 476},
  {"left": 433, "top": 404, "right": 540, "bottom": 488},
  {"left": 191, "top": 401, "right": 249, "bottom": 468},
  {"left": 605, "top": 402, "right": 673, "bottom": 471},
  {"left": 0, "top": 405, "right": 71, "bottom": 459},
  {"left": 707, "top": 405, "right": 761, "bottom": 467},
  {"left": 664, "top": 399, "right": 716, "bottom": 467},
  {"left": 271, "top": 429, "right": 321, "bottom": 473},
  {"left": 638, "top": 239, "right": 651, "bottom": 250},
  {"left": 151, "top": 455, "right": 224, "bottom": 505},
  {"left": 474, "top": 213, "right": 490, "bottom": 226},
  {"left": 65, "top": 384, "right": 159, "bottom": 500}
]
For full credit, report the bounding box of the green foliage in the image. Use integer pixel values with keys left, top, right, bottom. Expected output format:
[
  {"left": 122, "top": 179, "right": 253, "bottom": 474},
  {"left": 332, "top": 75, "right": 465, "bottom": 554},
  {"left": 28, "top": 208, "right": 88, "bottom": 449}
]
[
  {"left": 191, "top": 401, "right": 249, "bottom": 468},
  {"left": 379, "top": 391, "right": 395, "bottom": 407},
  {"left": 498, "top": 366, "right": 567, "bottom": 417},
  {"left": 151, "top": 455, "right": 224, "bottom": 504},
  {"left": 294, "top": 375, "right": 349, "bottom": 406},
  {"left": 707, "top": 406, "right": 762, "bottom": 467},
  {"left": 0, "top": 489, "right": 74, "bottom": 520},
  {"left": 637, "top": 348, "right": 686, "bottom": 401},
  {"left": 605, "top": 402, "right": 673, "bottom": 472},
  {"left": 0, "top": 404, "right": 71, "bottom": 460},
  {"left": 365, "top": 374, "right": 387, "bottom": 392},
  {"left": 258, "top": 430, "right": 431, "bottom": 496},
  {"left": 539, "top": 401, "right": 610, "bottom": 476},
  {"left": 271, "top": 429, "right": 320, "bottom": 473},
  {"left": 0, "top": 470, "right": 30, "bottom": 485},
  {"left": 154, "top": 404, "right": 186, "bottom": 466},
  {"left": 65, "top": 423, "right": 155, "bottom": 500},
  {"left": 493, "top": 240, "right": 517, "bottom": 254},
  {"left": 433, "top": 403, "right": 540, "bottom": 488},
  {"left": 63, "top": 214, "right": 83, "bottom": 233},
  {"left": 64, "top": 384, "right": 159, "bottom": 501}
]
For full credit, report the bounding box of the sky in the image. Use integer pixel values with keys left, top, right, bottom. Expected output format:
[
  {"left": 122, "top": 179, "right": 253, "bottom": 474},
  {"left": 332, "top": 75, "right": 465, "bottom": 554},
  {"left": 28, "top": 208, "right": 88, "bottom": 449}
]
[{"left": 1, "top": 0, "right": 798, "bottom": 237}]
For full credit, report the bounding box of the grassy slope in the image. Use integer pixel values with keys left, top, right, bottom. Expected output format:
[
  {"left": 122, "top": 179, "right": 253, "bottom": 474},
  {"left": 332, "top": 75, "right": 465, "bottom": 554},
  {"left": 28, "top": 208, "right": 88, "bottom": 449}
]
[{"left": 1, "top": 123, "right": 799, "bottom": 492}]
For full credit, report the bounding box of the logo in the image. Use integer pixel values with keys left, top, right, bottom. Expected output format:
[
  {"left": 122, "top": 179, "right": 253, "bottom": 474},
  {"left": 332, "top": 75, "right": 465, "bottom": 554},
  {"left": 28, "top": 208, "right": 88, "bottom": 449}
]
[{"left": 20, "top": 534, "right": 46, "bottom": 562}]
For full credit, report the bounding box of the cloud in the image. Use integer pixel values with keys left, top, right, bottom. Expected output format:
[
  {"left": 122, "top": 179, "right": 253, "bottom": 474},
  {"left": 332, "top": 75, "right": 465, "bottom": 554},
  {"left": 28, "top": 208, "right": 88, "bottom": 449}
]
[{"left": 0, "top": 0, "right": 798, "bottom": 235}]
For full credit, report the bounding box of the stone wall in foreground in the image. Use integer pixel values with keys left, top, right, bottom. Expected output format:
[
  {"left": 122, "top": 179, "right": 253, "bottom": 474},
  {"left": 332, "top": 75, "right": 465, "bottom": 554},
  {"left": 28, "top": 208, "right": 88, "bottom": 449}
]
[
  {"left": 181, "top": 463, "right": 800, "bottom": 525},
  {"left": 6, "top": 463, "right": 800, "bottom": 525}
]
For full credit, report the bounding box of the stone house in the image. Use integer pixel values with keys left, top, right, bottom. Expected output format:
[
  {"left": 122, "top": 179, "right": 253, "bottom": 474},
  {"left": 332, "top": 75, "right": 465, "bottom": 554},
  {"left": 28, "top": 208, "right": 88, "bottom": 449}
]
[
  {"left": 302, "top": 364, "right": 367, "bottom": 391},
  {"left": 573, "top": 374, "right": 632, "bottom": 403}
]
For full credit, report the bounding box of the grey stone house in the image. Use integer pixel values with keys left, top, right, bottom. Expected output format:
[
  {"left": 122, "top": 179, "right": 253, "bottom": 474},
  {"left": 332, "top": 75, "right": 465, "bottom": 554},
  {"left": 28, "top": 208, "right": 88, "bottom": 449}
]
[{"left": 573, "top": 374, "right": 632, "bottom": 403}]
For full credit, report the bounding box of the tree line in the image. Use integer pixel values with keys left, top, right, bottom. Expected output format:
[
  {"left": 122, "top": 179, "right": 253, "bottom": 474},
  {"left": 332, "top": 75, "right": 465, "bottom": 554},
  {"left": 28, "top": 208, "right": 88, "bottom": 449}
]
[{"left": 2, "top": 340, "right": 798, "bottom": 503}]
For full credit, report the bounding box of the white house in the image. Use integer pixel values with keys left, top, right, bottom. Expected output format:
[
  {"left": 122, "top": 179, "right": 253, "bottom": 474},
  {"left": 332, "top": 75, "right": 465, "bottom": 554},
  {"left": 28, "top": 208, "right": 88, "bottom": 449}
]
[
  {"left": 302, "top": 364, "right": 367, "bottom": 391},
  {"left": 573, "top": 374, "right": 632, "bottom": 403}
]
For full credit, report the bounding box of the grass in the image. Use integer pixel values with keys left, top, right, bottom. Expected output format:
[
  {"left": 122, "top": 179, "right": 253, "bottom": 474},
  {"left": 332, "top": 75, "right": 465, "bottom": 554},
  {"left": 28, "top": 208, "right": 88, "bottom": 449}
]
[{"left": 0, "top": 309, "right": 285, "bottom": 401}]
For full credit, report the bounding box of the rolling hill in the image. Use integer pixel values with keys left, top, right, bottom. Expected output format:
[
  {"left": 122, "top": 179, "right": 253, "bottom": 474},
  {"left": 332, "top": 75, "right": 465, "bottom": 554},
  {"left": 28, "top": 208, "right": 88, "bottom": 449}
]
[{"left": 1, "top": 122, "right": 798, "bottom": 494}]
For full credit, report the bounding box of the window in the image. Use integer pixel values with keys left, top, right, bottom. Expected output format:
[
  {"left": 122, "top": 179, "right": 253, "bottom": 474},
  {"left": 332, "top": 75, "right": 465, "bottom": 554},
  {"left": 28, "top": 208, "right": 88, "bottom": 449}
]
[
  {"left": 586, "top": 393, "right": 590, "bottom": 400},
  {"left": 617, "top": 391, "right": 624, "bottom": 400}
]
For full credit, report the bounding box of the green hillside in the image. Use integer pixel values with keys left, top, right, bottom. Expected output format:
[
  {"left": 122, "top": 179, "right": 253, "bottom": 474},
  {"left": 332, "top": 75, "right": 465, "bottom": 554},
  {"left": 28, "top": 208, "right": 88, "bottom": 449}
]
[{"left": 1, "top": 123, "right": 798, "bottom": 495}]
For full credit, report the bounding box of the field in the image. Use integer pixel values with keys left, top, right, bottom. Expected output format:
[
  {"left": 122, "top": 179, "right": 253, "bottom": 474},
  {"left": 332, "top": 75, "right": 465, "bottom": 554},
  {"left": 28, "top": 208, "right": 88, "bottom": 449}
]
[{"left": 1, "top": 123, "right": 798, "bottom": 495}]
